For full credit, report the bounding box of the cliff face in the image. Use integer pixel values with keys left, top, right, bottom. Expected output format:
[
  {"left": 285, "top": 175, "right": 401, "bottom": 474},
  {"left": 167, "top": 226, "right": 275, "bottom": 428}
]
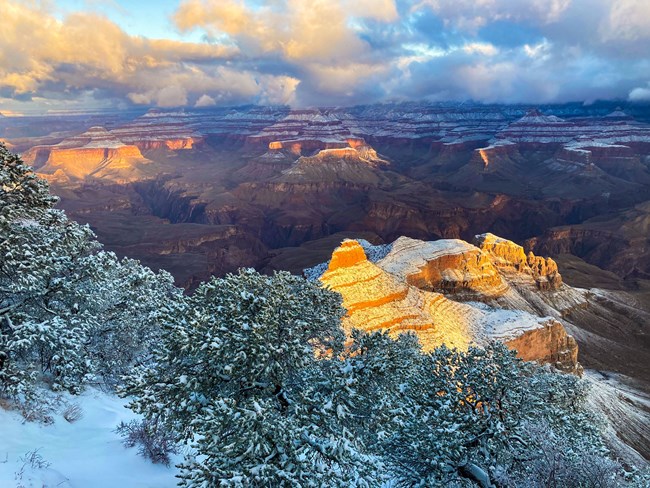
[
  {"left": 378, "top": 236, "right": 508, "bottom": 298},
  {"left": 474, "top": 233, "right": 562, "bottom": 290},
  {"left": 320, "top": 240, "right": 482, "bottom": 351},
  {"left": 505, "top": 320, "right": 579, "bottom": 373},
  {"left": 133, "top": 137, "right": 203, "bottom": 151},
  {"left": 39, "top": 145, "right": 147, "bottom": 182},
  {"left": 526, "top": 201, "right": 650, "bottom": 280},
  {"left": 23, "top": 127, "right": 150, "bottom": 183},
  {"left": 318, "top": 238, "right": 581, "bottom": 374},
  {"left": 470, "top": 142, "right": 520, "bottom": 169}
]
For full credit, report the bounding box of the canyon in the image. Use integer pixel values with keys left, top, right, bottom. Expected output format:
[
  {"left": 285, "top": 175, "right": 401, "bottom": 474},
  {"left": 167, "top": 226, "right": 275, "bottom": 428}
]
[
  {"left": 2, "top": 100, "right": 650, "bottom": 460},
  {"left": 3, "top": 102, "right": 649, "bottom": 289}
]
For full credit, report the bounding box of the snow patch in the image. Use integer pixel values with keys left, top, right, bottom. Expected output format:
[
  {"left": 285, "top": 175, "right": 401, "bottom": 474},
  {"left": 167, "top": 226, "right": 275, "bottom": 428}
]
[{"left": 0, "top": 389, "right": 181, "bottom": 488}]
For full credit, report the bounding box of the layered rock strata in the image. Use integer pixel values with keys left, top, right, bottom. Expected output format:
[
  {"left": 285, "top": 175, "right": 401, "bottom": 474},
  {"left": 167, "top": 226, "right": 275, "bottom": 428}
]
[
  {"left": 23, "top": 127, "right": 149, "bottom": 182},
  {"left": 318, "top": 238, "right": 581, "bottom": 374}
]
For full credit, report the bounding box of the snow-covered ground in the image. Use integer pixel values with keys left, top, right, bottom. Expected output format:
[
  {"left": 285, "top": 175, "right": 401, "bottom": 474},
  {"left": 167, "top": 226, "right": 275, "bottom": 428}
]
[
  {"left": 584, "top": 370, "right": 650, "bottom": 468},
  {"left": 0, "top": 390, "right": 180, "bottom": 488}
]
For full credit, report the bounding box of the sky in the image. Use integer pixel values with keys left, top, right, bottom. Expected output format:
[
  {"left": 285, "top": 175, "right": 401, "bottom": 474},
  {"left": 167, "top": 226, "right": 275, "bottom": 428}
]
[{"left": 1, "top": 0, "right": 650, "bottom": 113}]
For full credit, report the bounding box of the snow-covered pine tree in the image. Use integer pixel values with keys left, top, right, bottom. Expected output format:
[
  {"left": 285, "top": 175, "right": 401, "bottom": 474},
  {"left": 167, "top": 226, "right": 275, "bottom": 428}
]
[
  {"left": 311, "top": 329, "right": 423, "bottom": 453},
  {"left": 383, "top": 342, "right": 619, "bottom": 487},
  {"left": 0, "top": 143, "right": 177, "bottom": 403},
  {"left": 124, "top": 269, "right": 382, "bottom": 487}
]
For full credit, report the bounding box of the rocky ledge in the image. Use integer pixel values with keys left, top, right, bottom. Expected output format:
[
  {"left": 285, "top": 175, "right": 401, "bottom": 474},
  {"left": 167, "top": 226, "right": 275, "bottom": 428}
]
[{"left": 316, "top": 237, "right": 581, "bottom": 374}]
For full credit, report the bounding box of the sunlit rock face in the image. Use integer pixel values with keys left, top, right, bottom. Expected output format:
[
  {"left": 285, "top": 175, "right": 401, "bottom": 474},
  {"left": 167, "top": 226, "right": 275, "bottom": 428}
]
[
  {"left": 474, "top": 233, "right": 562, "bottom": 290},
  {"left": 317, "top": 237, "right": 581, "bottom": 374},
  {"left": 321, "top": 240, "right": 479, "bottom": 351},
  {"left": 505, "top": 319, "right": 579, "bottom": 370},
  {"left": 22, "top": 127, "right": 149, "bottom": 183},
  {"left": 378, "top": 236, "right": 508, "bottom": 299},
  {"left": 470, "top": 141, "right": 519, "bottom": 169}
]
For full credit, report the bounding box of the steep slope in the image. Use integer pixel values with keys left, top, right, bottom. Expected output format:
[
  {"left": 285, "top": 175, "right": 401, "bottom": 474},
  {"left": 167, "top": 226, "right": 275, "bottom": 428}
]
[{"left": 527, "top": 201, "right": 650, "bottom": 280}]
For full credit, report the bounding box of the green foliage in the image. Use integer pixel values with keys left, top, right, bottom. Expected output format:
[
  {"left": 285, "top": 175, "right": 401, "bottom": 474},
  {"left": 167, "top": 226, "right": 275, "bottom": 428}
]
[
  {"left": 125, "top": 269, "right": 381, "bottom": 487},
  {"left": 382, "top": 343, "right": 610, "bottom": 487},
  {"left": 125, "top": 273, "right": 627, "bottom": 488},
  {"left": 0, "top": 143, "right": 178, "bottom": 400},
  {"left": 0, "top": 143, "right": 56, "bottom": 218}
]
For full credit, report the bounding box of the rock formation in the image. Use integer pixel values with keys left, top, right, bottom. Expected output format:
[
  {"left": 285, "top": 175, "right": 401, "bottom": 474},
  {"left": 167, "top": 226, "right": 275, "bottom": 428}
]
[
  {"left": 474, "top": 233, "right": 562, "bottom": 290},
  {"left": 111, "top": 111, "right": 204, "bottom": 151},
  {"left": 22, "top": 127, "right": 149, "bottom": 183},
  {"left": 526, "top": 201, "right": 650, "bottom": 280},
  {"left": 317, "top": 238, "right": 581, "bottom": 374}
]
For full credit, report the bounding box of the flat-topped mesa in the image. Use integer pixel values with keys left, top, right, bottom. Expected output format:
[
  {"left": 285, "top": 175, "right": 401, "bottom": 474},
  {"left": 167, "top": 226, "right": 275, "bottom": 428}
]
[
  {"left": 266, "top": 137, "right": 369, "bottom": 157},
  {"left": 274, "top": 143, "right": 389, "bottom": 185},
  {"left": 378, "top": 236, "right": 509, "bottom": 298},
  {"left": 111, "top": 115, "right": 204, "bottom": 151},
  {"left": 317, "top": 239, "right": 580, "bottom": 373},
  {"left": 26, "top": 126, "right": 149, "bottom": 182},
  {"left": 474, "top": 233, "right": 562, "bottom": 290},
  {"left": 496, "top": 110, "right": 579, "bottom": 145}
]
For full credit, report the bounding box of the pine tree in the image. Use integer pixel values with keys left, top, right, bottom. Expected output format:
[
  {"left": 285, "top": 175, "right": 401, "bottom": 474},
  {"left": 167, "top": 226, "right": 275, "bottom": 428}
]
[
  {"left": 382, "top": 342, "right": 614, "bottom": 487},
  {"left": 124, "top": 269, "right": 382, "bottom": 487},
  {"left": 0, "top": 143, "right": 177, "bottom": 401}
]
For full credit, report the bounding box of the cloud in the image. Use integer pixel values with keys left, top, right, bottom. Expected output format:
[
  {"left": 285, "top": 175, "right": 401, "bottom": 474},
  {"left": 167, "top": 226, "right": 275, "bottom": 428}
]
[
  {"left": 411, "top": 0, "right": 572, "bottom": 32},
  {"left": 129, "top": 86, "right": 188, "bottom": 107},
  {"left": 629, "top": 83, "right": 650, "bottom": 102},
  {"left": 195, "top": 94, "right": 216, "bottom": 107},
  {"left": 0, "top": 0, "right": 290, "bottom": 108},
  {"left": 173, "top": 0, "right": 375, "bottom": 63},
  {"left": 1, "top": 0, "right": 650, "bottom": 109},
  {"left": 599, "top": 0, "right": 650, "bottom": 42},
  {"left": 463, "top": 43, "right": 499, "bottom": 56}
]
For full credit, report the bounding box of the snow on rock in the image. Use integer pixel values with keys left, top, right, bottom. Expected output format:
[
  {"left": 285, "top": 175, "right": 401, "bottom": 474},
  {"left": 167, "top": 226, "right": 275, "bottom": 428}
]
[
  {"left": 320, "top": 240, "right": 480, "bottom": 350},
  {"left": 0, "top": 390, "right": 180, "bottom": 488},
  {"left": 357, "top": 239, "right": 393, "bottom": 263},
  {"left": 378, "top": 236, "right": 509, "bottom": 298},
  {"left": 378, "top": 236, "right": 477, "bottom": 280},
  {"left": 474, "top": 233, "right": 562, "bottom": 290},
  {"left": 314, "top": 235, "right": 582, "bottom": 373},
  {"left": 584, "top": 370, "right": 650, "bottom": 467}
]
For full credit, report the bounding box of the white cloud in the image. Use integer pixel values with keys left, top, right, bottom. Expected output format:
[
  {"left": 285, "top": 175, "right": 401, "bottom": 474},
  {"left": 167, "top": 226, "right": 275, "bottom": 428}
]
[
  {"left": 523, "top": 40, "right": 551, "bottom": 59},
  {"left": 599, "top": 0, "right": 650, "bottom": 42},
  {"left": 1, "top": 0, "right": 649, "bottom": 108},
  {"left": 629, "top": 83, "right": 650, "bottom": 102},
  {"left": 463, "top": 43, "right": 499, "bottom": 56},
  {"left": 195, "top": 94, "right": 216, "bottom": 107}
]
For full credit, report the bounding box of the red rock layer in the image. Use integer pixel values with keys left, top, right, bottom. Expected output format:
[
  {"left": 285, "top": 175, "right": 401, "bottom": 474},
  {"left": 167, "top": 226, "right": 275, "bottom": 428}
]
[
  {"left": 327, "top": 240, "right": 368, "bottom": 270},
  {"left": 505, "top": 320, "right": 581, "bottom": 374}
]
